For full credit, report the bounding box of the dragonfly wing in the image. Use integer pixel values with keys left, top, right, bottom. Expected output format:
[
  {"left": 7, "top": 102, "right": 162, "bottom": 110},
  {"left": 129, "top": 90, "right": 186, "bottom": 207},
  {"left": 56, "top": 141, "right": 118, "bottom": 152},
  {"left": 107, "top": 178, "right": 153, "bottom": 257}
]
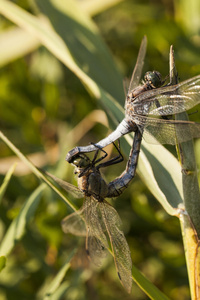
[
  {"left": 86, "top": 234, "right": 108, "bottom": 266},
  {"left": 101, "top": 202, "right": 132, "bottom": 293},
  {"left": 84, "top": 197, "right": 109, "bottom": 266},
  {"left": 133, "top": 75, "right": 200, "bottom": 116},
  {"left": 134, "top": 114, "right": 200, "bottom": 145},
  {"left": 128, "top": 36, "right": 147, "bottom": 91},
  {"left": 46, "top": 172, "right": 84, "bottom": 198},
  {"left": 61, "top": 207, "right": 86, "bottom": 236}
]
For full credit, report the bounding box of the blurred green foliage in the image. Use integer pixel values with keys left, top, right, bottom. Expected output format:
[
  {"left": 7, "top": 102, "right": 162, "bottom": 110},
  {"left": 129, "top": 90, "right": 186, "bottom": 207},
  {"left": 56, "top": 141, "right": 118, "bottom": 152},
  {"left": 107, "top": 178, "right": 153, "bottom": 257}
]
[{"left": 0, "top": 0, "right": 200, "bottom": 299}]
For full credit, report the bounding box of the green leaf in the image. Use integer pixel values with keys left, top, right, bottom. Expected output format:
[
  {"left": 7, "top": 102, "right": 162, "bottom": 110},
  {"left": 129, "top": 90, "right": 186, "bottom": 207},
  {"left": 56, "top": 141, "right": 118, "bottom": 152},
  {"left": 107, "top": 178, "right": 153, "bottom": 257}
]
[
  {"left": 0, "top": 130, "right": 77, "bottom": 212},
  {"left": 171, "top": 42, "right": 200, "bottom": 299},
  {"left": 132, "top": 265, "right": 170, "bottom": 300},
  {"left": 43, "top": 249, "right": 76, "bottom": 300},
  {"left": 0, "top": 256, "right": 6, "bottom": 272},
  {"left": 45, "top": 282, "right": 70, "bottom": 300},
  {"left": 0, "top": 0, "right": 123, "bottom": 67},
  {"left": 0, "top": 0, "right": 123, "bottom": 103},
  {"left": 0, "top": 184, "right": 45, "bottom": 256},
  {"left": 0, "top": 27, "right": 39, "bottom": 67},
  {"left": 0, "top": 163, "right": 17, "bottom": 205},
  {"left": 174, "top": 0, "right": 200, "bottom": 35},
  {"left": 138, "top": 141, "right": 183, "bottom": 215},
  {"left": 79, "top": 0, "right": 124, "bottom": 17},
  {"left": 35, "top": 0, "right": 124, "bottom": 101}
]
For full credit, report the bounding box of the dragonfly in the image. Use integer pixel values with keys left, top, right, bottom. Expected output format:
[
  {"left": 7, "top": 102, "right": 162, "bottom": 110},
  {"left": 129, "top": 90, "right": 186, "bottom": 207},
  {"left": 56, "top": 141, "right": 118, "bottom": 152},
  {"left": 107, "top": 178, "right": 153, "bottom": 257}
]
[
  {"left": 66, "top": 36, "right": 200, "bottom": 175},
  {"left": 47, "top": 146, "right": 133, "bottom": 293}
]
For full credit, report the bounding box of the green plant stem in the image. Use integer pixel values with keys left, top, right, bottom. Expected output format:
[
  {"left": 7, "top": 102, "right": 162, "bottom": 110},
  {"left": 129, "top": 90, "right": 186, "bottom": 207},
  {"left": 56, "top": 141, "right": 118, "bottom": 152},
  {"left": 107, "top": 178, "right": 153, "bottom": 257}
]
[{"left": 170, "top": 46, "right": 200, "bottom": 300}]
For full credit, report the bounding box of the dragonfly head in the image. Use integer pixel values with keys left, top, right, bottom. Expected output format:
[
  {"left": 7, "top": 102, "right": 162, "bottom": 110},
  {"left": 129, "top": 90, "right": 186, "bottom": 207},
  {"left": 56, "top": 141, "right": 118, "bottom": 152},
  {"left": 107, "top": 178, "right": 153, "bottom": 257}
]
[
  {"left": 73, "top": 154, "right": 90, "bottom": 168},
  {"left": 72, "top": 154, "right": 92, "bottom": 177},
  {"left": 144, "top": 70, "right": 163, "bottom": 89}
]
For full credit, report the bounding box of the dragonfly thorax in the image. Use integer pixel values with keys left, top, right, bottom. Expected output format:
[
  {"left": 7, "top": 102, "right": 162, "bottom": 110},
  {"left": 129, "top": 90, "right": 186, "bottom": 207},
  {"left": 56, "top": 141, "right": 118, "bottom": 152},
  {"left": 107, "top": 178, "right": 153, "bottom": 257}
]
[
  {"left": 126, "top": 71, "right": 163, "bottom": 103},
  {"left": 127, "top": 85, "right": 149, "bottom": 101},
  {"left": 77, "top": 169, "right": 109, "bottom": 202}
]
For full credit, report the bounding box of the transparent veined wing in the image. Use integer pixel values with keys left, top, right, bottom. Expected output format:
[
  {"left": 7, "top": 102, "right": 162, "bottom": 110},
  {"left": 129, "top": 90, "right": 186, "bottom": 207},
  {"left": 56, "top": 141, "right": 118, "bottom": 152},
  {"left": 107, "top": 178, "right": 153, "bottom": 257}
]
[
  {"left": 134, "top": 114, "right": 200, "bottom": 145},
  {"left": 100, "top": 201, "right": 132, "bottom": 294},
  {"left": 62, "top": 196, "right": 109, "bottom": 266},
  {"left": 84, "top": 197, "right": 109, "bottom": 266},
  {"left": 132, "top": 75, "right": 200, "bottom": 116},
  {"left": 128, "top": 36, "right": 147, "bottom": 92},
  {"left": 45, "top": 171, "right": 84, "bottom": 198},
  {"left": 61, "top": 208, "right": 86, "bottom": 236}
]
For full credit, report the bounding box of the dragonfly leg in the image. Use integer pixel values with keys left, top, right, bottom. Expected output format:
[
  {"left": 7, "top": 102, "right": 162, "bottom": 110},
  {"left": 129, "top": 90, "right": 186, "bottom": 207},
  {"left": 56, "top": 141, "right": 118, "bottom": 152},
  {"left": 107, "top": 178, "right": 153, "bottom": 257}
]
[
  {"left": 78, "top": 141, "right": 124, "bottom": 177},
  {"left": 77, "top": 145, "right": 107, "bottom": 177},
  {"left": 96, "top": 140, "right": 124, "bottom": 170},
  {"left": 88, "top": 141, "right": 124, "bottom": 169},
  {"left": 90, "top": 143, "right": 108, "bottom": 165}
]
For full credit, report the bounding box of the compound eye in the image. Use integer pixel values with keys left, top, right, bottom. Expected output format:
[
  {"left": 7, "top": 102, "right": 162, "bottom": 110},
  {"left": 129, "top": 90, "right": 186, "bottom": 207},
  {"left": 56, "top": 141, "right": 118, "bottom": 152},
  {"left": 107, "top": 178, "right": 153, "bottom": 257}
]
[
  {"left": 144, "top": 71, "right": 162, "bottom": 88},
  {"left": 72, "top": 155, "right": 90, "bottom": 168}
]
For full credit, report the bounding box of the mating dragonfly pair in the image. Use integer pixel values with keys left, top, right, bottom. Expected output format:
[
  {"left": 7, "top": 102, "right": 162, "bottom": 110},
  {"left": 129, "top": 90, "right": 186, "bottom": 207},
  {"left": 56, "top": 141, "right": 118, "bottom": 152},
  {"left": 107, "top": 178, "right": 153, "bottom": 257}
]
[{"left": 54, "top": 36, "right": 200, "bottom": 293}]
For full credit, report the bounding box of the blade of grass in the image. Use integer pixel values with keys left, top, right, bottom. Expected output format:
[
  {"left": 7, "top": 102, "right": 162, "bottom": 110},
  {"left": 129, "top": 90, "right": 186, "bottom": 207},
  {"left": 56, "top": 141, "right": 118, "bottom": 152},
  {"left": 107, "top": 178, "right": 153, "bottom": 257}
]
[
  {"left": 170, "top": 44, "right": 200, "bottom": 300},
  {"left": 105, "top": 237, "right": 170, "bottom": 298},
  {"left": 0, "top": 184, "right": 45, "bottom": 256},
  {"left": 79, "top": 0, "right": 124, "bottom": 17},
  {"left": 0, "top": 0, "right": 100, "bottom": 99},
  {"left": 0, "top": 0, "right": 124, "bottom": 102},
  {"left": 43, "top": 249, "right": 76, "bottom": 300},
  {"left": 35, "top": 0, "right": 124, "bottom": 101},
  {"left": 132, "top": 265, "right": 170, "bottom": 300},
  {"left": 0, "top": 130, "right": 77, "bottom": 212},
  {"left": 138, "top": 142, "right": 182, "bottom": 215},
  {"left": 0, "top": 26, "right": 39, "bottom": 67},
  {"left": 0, "top": 256, "right": 6, "bottom": 272},
  {"left": 0, "top": 163, "right": 17, "bottom": 205},
  {"left": 44, "top": 282, "right": 70, "bottom": 300},
  {"left": 179, "top": 210, "right": 200, "bottom": 299}
]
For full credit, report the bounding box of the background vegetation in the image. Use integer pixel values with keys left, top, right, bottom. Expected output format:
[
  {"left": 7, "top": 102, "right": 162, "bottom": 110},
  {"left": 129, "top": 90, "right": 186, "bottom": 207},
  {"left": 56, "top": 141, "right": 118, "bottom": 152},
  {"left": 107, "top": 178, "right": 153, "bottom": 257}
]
[{"left": 0, "top": 0, "right": 200, "bottom": 299}]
